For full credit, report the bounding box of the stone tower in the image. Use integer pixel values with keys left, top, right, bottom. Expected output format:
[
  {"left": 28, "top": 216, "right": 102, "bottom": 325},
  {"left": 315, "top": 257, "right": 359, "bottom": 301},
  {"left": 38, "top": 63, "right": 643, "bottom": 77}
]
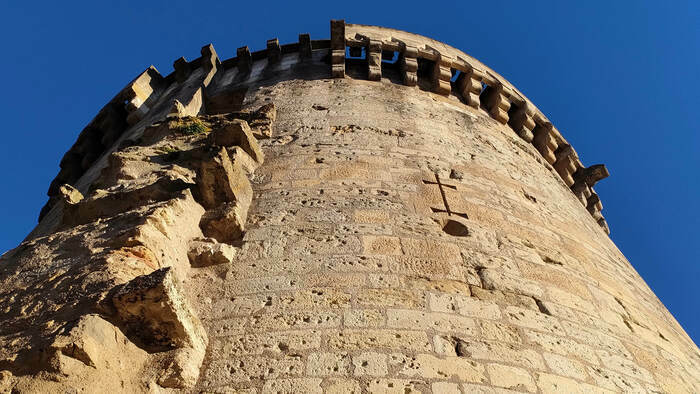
[{"left": 0, "top": 20, "right": 698, "bottom": 393}]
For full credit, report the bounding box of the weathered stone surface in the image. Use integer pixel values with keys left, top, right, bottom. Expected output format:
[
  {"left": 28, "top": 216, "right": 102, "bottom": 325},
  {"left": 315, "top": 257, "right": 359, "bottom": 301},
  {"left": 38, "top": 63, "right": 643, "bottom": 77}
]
[
  {"left": 208, "top": 120, "right": 264, "bottom": 163},
  {"left": 187, "top": 237, "right": 236, "bottom": 267},
  {"left": 2, "top": 20, "right": 697, "bottom": 394},
  {"left": 111, "top": 267, "right": 207, "bottom": 388},
  {"left": 199, "top": 201, "right": 247, "bottom": 243},
  {"left": 196, "top": 146, "right": 253, "bottom": 210}
]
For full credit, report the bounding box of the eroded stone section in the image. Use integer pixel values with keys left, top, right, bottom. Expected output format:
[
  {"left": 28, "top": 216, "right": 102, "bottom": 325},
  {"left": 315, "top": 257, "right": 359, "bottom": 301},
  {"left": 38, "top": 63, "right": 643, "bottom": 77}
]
[
  {"left": 0, "top": 99, "right": 270, "bottom": 390},
  {"left": 111, "top": 267, "right": 207, "bottom": 388}
]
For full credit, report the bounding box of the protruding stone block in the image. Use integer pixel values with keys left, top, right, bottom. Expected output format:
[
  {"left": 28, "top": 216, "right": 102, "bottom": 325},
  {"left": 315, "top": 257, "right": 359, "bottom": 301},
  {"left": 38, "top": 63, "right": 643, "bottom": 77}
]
[
  {"left": 553, "top": 144, "right": 578, "bottom": 186},
  {"left": 532, "top": 122, "right": 558, "bottom": 164},
  {"left": 47, "top": 314, "right": 147, "bottom": 377},
  {"left": 248, "top": 102, "right": 276, "bottom": 139},
  {"left": 112, "top": 267, "right": 207, "bottom": 388},
  {"left": 299, "top": 33, "right": 312, "bottom": 59},
  {"left": 575, "top": 164, "right": 610, "bottom": 187},
  {"left": 399, "top": 45, "right": 418, "bottom": 86},
  {"left": 196, "top": 147, "right": 253, "bottom": 210},
  {"left": 330, "top": 19, "right": 345, "bottom": 50},
  {"left": 125, "top": 66, "right": 163, "bottom": 126},
  {"left": 508, "top": 102, "right": 536, "bottom": 142},
  {"left": 331, "top": 20, "right": 346, "bottom": 78},
  {"left": 173, "top": 57, "right": 191, "bottom": 84},
  {"left": 267, "top": 38, "right": 281, "bottom": 64},
  {"left": 368, "top": 39, "right": 382, "bottom": 81},
  {"left": 237, "top": 46, "right": 252, "bottom": 74},
  {"left": 586, "top": 193, "right": 603, "bottom": 215},
  {"left": 456, "top": 68, "right": 481, "bottom": 108},
  {"left": 598, "top": 218, "right": 610, "bottom": 234},
  {"left": 207, "top": 119, "right": 264, "bottom": 164},
  {"left": 571, "top": 180, "right": 592, "bottom": 206},
  {"left": 332, "top": 50, "right": 346, "bottom": 78},
  {"left": 200, "top": 43, "right": 220, "bottom": 72},
  {"left": 187, "top": 238, "right": 236, "bottom": 267},
  {"left": 59, "top": 184, "right": 83, "bottom": 205},
  {"left": 199, "top": 202, "right": 247, "bottom": 243},
  {"left": 167, "top": 99, "right": 187, "bottom": 118},
  {"left": 432, "top": 56, "right": 452, "bottom": 96},
  {"left": 480, "top": 83, "right": 510, "bottom": 124}
]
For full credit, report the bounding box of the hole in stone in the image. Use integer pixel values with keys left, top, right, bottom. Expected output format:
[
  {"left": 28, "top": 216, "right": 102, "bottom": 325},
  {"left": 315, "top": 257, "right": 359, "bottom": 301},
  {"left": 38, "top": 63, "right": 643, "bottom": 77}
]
[
  {"left": 442, "top": 219, "right": 469, "bottom": 237},
  {"left": 450, "top": 69, "right": 461, "bottom": 83}
]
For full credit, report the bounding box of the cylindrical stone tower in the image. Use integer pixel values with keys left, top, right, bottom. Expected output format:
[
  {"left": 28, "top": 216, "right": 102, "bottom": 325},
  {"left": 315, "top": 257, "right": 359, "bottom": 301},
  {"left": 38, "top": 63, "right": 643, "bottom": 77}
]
[{"left": 0, "top": 20, "right": 698, "bottom": 393}]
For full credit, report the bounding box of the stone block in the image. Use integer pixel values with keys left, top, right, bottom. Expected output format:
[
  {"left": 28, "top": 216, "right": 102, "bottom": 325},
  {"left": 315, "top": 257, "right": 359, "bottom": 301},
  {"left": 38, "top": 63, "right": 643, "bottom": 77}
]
[
  {"left": 543, "top": 352, "right": 588, "bottom": 381},
  {"left": 478, "top": 268, "right": 544, "bottom": 298},
  {"left": 487, "top": 363, "right": 537, "bottom": 393},
  {"left": 262, "top": 378, "right": 323, "bottom": 394},
  {"left": 208, "top": 120, "right": 264, "bottom": 164},
  {"left": 536, "top": 373, "right": 612, "bottom": 394},
  {"left": 299, "top": 33, "right": 312, "bottom": 59},
  {"left": 399, "top": 45, "right": 418, "bottom": 86},
  {"left": 362, "top": 235, "right": 402, "bottom": 255},
  {"left": 428, "top": 292, "right": 501, "bottom": 319},
  {"left": 267, "top": 38, "right": 281, "bottom": 64},
  {"left": 187, "top": 237, "right": 236, "bottom": 267},
  {"left": 391, "top": 353, "right": 487, "bottom": 383},
  {"left": 237, "top": 46, "right": 252, "bottom": 74},
  {"left": 505, "top": 306, "right": 563, "bottom": 335},
  {"left": 111, "top": 267, "right": 207, "bottom": 388},
  {"left": 367, "top": 379, "right": 427, "bottom": 394},
  {"left": 507, "top": 102, "right": 535, "bottom": 142},
  {"left": 343, "top": 309, "right": 386, "bottom": 327},
  {"left": 196, "top": 146, "right": 253, "bottom": 210},
  {"left": 480, "top": 84, "right": 510, "bottom": 124},
  {"left": 456, "top": 69, "right": 481, "bottom": 108},
  {"left": 325, "top": 329, "right": 431, "bottom": 352},
  {"left": 200, "top": 201, "right": 247, "bottom": 243},
  {"left": 352, "top": 352, "right": 388, "bottom": 376},
  {"left": 306, "top": 352, "right": 351, "bottom": 376},
  {"left": 368, "top": 39, "right": 382, "bottom": 81},
  {"left": 431, "top": 382, "right": 461, "bottom": 393},
  {"left": 173, "top": 56, "right": 191, "bottom": 83},
  {"left": 387, "top": 309, "right": 476, "bottom": 335}
]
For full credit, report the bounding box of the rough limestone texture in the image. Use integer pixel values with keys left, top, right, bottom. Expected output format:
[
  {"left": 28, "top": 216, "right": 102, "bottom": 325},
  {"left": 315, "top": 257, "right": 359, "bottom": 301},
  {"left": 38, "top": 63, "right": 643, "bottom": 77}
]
[{"left": 1, "top": 21, "right": 699, "bottom": 393}]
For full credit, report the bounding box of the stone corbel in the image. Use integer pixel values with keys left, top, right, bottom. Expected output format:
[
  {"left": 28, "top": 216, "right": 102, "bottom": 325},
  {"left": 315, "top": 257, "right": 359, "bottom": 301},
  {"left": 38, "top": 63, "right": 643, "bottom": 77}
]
[
  {"left": 481, "top": 82, "right": 510, "bottom": 124},
  {"left": 330, "top": 19, "right": 346, "bottom": 78},
  {"left": 368, "top": 39, "right": 382, "bottom": 81}
]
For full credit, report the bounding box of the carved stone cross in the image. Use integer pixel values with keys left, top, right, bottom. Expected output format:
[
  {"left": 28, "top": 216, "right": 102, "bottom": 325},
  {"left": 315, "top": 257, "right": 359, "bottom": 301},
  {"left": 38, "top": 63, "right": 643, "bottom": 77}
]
[{"left": 422, "top": 173, "right": 468, "bottom": 219}]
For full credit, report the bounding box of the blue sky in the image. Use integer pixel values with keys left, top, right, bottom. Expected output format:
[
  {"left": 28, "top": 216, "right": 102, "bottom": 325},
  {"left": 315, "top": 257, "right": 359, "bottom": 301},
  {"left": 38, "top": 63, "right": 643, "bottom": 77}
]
[{"left": 1, "top": 1, "right": 698, "bottom": 343}]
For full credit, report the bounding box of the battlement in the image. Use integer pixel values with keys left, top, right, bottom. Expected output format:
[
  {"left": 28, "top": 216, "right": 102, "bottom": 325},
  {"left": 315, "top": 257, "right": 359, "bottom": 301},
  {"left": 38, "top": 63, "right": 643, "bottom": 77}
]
[{"left": 43, "top": 20, "right": 609, "bottom": 233}]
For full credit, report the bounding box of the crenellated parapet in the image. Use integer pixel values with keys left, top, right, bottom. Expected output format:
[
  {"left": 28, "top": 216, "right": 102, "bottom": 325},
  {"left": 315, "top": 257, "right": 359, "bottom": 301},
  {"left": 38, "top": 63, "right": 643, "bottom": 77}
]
[
  {"left": 41, "top": 19, "right": 610, "bottom": 233},
  {"left": 336, "top": 21, "right": 610, "bottom": 232}
]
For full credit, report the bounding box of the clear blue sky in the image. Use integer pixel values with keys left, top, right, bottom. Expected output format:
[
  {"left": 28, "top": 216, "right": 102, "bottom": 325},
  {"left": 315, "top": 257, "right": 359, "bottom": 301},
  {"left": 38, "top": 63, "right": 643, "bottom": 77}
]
[{"left": 1, "top": 1, "right": 698, "bottom": 343}]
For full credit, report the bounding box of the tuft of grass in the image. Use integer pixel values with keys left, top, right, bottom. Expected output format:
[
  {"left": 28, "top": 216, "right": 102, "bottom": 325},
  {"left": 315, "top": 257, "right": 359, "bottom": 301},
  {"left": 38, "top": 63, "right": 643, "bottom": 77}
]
[
  {"left": 176, "top": 119, "right": 209, "bottom": 135},
  {"left": 157, "top": 146, "right": 181, "bottom": 154}
]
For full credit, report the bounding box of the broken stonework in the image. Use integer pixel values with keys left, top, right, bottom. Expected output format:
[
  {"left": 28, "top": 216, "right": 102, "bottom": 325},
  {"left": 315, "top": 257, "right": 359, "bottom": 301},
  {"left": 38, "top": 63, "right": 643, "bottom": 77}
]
[
  {"left": 47, "top": 314, "right": 147, "bottom": 373},
  {"left": 199, "top": 202, "right": 247, "bottom": 243},
  {"left": 207, "top": 119, "right": 264, "bottom": 163},
  {"left": 195, "top": 147, "right": 253, "bottom": 210},
  {"left": 187, "top": 237, "right": 236, "bottom": 267},
  {"left": 111, "top": 267, "right": 206, "bottom": 351},
  {"left": 111, "top": 267, "right": 207, "bottom": 388}
]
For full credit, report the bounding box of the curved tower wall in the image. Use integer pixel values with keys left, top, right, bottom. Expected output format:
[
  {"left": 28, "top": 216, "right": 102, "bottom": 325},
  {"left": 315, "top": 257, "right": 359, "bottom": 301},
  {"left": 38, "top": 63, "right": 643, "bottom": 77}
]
[{"left": 0, "top": 20, "right": 698, "bottom": 393}]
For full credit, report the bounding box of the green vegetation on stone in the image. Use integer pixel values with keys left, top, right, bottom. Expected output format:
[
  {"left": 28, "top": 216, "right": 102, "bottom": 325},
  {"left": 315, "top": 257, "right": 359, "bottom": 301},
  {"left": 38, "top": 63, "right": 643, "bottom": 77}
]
[{"left": 176, "top": 119, "right": 209, "bottom": 135}]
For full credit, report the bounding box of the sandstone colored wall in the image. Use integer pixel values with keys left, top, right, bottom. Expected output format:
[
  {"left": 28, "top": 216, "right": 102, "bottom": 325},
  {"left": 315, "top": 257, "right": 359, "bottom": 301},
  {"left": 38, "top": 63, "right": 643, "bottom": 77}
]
[{"left": 0, "top": 21, "right": 698, "bottom": 393}]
